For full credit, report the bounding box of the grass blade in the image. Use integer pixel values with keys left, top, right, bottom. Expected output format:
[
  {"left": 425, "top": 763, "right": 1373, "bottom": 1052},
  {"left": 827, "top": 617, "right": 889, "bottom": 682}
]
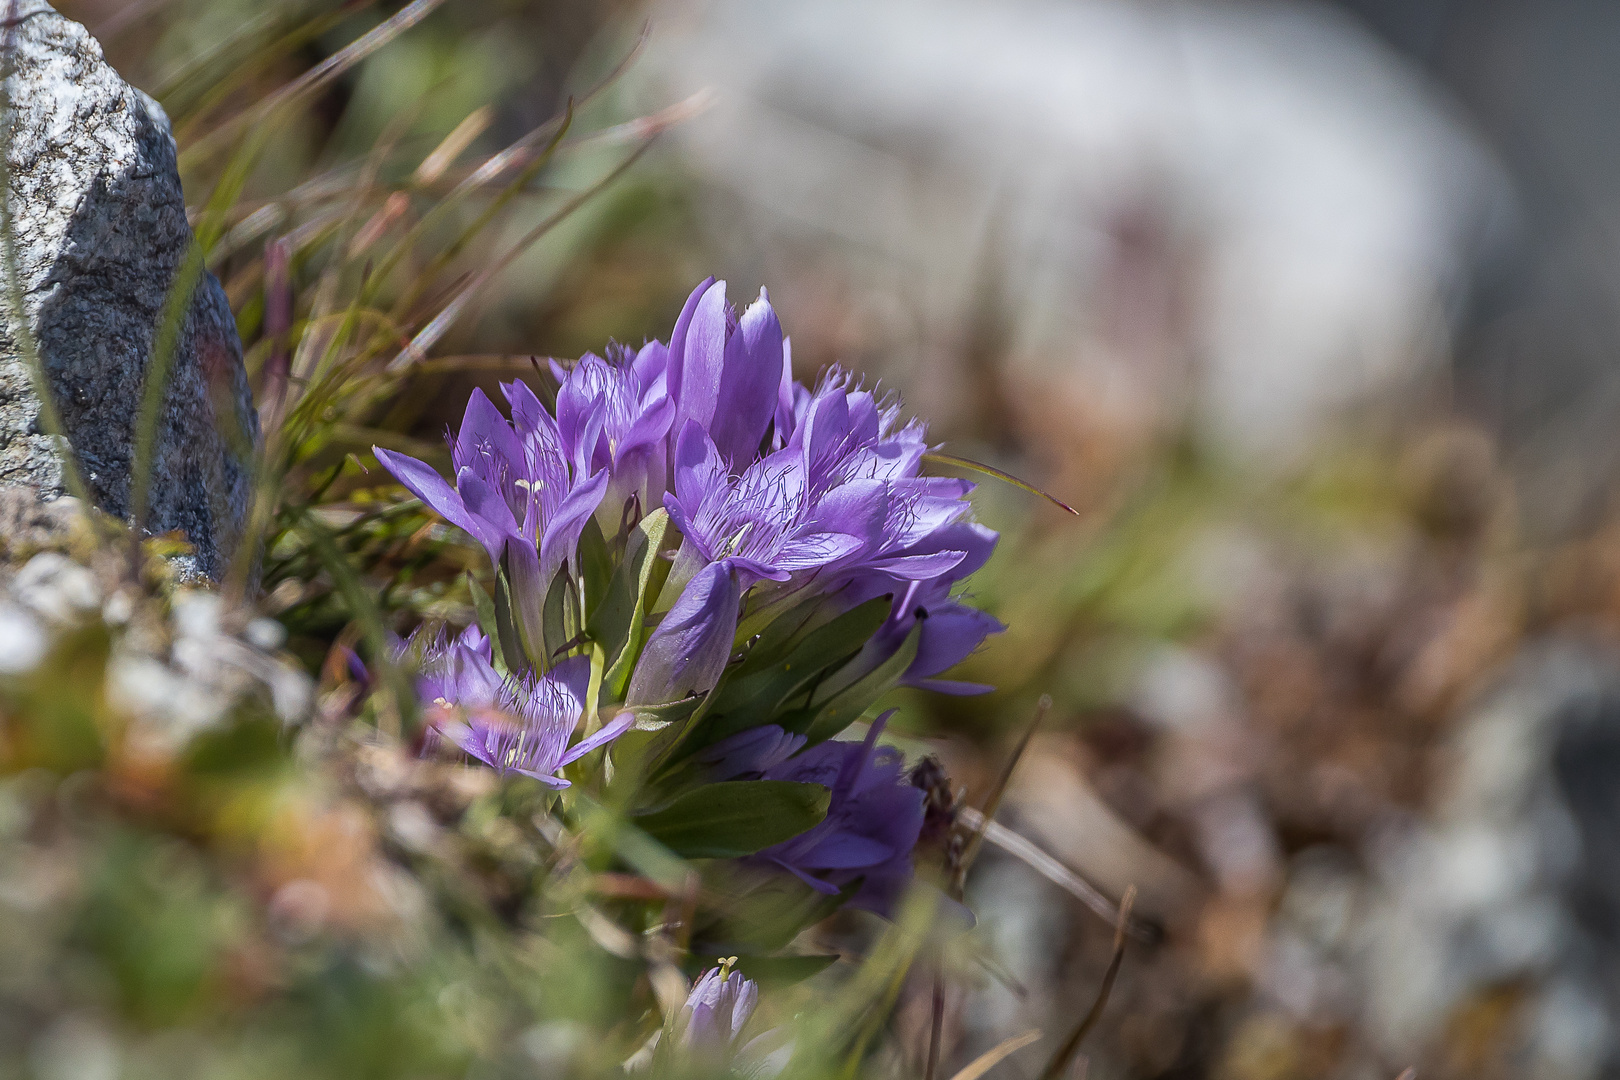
[
  {"left": 180, "top": 0, "right": 453, "bottom": 169},
  {"left": 388, "top": 137, "right": 655, "bottom": 371},
  {"left": 924, "top": 451, "right": 1078, "bottom": 515},
  {"left": 1038, "top": 886, "right": 1135, "bottom": 1080},
  {"left": 947, "top": 1030, "right": 1042, "bottom": 1080}
]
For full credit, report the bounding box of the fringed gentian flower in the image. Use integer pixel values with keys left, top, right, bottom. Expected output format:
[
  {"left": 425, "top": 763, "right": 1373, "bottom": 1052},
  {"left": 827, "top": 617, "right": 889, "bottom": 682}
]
[
  {"left": 678, "top": 964, "right": 759, "bottom": 1057},
  {"left": 415, "top": 624, "right": 505, "bottom": 710},
  {"left": 617, "top": 281, "right": 1003, "bottom": 704},
  {"left": 703, "top": 714, "right": 926, "bottom": 915},
  {"left": 416, "top": 629, "right": 631, "bottom": 788}
]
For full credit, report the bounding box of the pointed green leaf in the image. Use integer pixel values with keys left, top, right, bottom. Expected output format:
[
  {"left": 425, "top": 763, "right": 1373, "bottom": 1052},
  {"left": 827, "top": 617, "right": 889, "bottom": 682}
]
[
  {"left": 578, "top": 517, "right": 615, "bottom": 617},
  {"left": 632, "top": 780, "right": 829, "bottom": 859},
  {"left": 798, "top": 623, "right": 922, "bottom": 744},
  {"left": 542, "top": 563, "right": 571, "bottom": 662},
  {"left": 491, "top": 571, "right": 529, "bottom": 675},
  {"left": 587, "top": 516, "right": 651, "bottom": 671},
  {"left": 465, "top": 571, "right": 508, "bottom": 676},
  {"left": 600, "top": 509, "right": 674, "bottom": 700},
  {"left": 703, "top": 597, "right": 893, "bottom": 741}
]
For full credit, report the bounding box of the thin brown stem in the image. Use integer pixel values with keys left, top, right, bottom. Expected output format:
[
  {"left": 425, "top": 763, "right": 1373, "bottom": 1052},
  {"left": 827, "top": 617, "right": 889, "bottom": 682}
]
[
  {"left": 956, "top": 695, "right": 1050, "bottom": 894},
  {"left": 1038, "top": 886, "right": 1135, "bottom": 1080},
  {"left": 924, "top": 964, "right": 947, "bottom": 1080}
]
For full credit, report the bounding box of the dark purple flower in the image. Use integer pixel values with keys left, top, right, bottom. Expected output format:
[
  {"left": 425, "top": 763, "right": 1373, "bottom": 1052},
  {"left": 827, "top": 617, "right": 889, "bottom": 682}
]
[
  {"left": 707, "top": 714, "right": 926, "bottom": 916},
  {"left": 416, "top": 630, "right": 630, "bottom": 787},
  {"left": 678, "top": 965, "right": 759, "bottom": 1056},
  {"left": 697, "top": 725, "right": 806, "bottom": 778}
]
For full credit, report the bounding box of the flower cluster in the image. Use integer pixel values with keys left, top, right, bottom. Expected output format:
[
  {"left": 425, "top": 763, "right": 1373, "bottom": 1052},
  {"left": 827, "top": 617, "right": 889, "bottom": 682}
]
[{"left": 377, "top": 278, "right": 1000, "bottom": 920}]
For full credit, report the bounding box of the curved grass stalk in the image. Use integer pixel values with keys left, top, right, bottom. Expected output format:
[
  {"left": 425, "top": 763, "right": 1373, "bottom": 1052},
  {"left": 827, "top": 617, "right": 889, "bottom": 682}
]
[
  {"left": 923, "top": 451, "right": 1078, "bottom": 515},
  {"left": 168, "top": 3, "right": 375, "bottom": 141},
  {"left": 388, "top": 137, "right": 656, "bottom": 372},
  {"left": 379, "top": 101, "right": 573, "bottom": 320},
  {"left": 293, "top": 507, "right": 416, "bottom": 736},
  {"left": 179, "top": 0, "right": 453, "bottom": 170}
]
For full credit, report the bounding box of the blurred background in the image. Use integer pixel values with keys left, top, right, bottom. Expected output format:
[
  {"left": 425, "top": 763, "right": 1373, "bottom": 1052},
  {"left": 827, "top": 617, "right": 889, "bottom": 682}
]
[{"left": 52, "top": 0, "right": 1620, "bottom": 1076}]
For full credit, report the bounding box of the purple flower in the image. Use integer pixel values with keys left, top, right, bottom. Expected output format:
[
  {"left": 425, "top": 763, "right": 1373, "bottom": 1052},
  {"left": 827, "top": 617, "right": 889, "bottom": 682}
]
[
  {"left": 704, "top": 714, "right": 926, "bottom": 916},
  {"left": 626, "top": 558, "right": 743, "bottom": 704},
  {"left": 553, "top": 341, "right": 673, "bottom": 521},
  {"left": 373, "top": 382, "right": 607, "bottom": 588},
  {"left": 416, "top": 629, "right": 631, "bottom": 787},
  {"left": 840, "top": 523, "right": 1005, "bottom": 695},
  {"left": 625, "top": 286, "right": 1001, "bottom": 703},
  {"left": 664, "top": 422, "right": 870, "bottom": 587},
  {"left": 696, "top": 725, "right": 806, "bottom": 777},
  {"left": 665, "top": 279, "right": 788, "bottom": 472},
  {"left": 627, "top": 422, "right": 872, "bottom": 704},
  {"left": 415, "top": 624, "right": 505, "bottom": 710},
  {"left": 788, "top": 369, "right": 928, "bottom": 494},
  {"left": 382, "top": 276, "right": 1004, "bottom": 711},
  {"left": 678, "top": 966, "right": 760, "bottom": 1056},
  {"left": 785, "top": 370, "right": 984, "bottom": 582}
]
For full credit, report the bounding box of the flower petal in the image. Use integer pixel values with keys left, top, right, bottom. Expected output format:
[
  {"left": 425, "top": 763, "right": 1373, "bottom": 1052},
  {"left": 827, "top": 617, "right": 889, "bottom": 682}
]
[
  {"left": 454, "top": 387, "right": 525, "bottom": 480},
  {"left": 669, "top": 279, "right": 729, "bottom": 444},
  {"left": 374, "top": 447, "right": 480, "bottom": 537},
  {"left": 457, "top": 470, "right": 520, "bottom": 564},
  {"left": 627, "top": 560, "right": 741, "bottom": 704},
  {"left": 711, "top": 289, "right": 783, "bottom": 468},
  {"left": 772, "top": 532, "right": 867, "bottom": 571},
  {"left": 538, "top": 468, "right": 610, "bottom": 587},
  {"left": 558, "top": 710, "right": 634, "bottom": 766}
]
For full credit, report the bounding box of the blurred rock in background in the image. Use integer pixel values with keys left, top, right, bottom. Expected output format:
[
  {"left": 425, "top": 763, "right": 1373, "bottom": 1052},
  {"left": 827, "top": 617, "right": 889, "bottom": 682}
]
[{"left": 637, "top": 0, "right": 1510, "bottom": 471}]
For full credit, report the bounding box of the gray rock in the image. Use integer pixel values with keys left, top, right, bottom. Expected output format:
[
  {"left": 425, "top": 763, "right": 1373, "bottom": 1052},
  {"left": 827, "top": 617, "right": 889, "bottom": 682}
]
[{"left": 0, "top": 0, "right": 257, "bottom": 579}]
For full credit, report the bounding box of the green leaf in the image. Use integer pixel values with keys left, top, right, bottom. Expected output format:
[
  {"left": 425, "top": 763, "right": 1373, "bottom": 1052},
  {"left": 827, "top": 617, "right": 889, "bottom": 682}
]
[
  {"left": 703, "top": 597, "right": 893, "bottom": 741},
  {"left": 600, "top": 509, "right": 674, "bottom": 700},
  {"left": 465, "top": 572, "right": 507, "bottom": 674},
  {"left": 697, "top": 875, "right": 845, "bottom": 953},
  {"left": 798, "top": 623, "right": 923, "bottom": 745},
  {"left": 578, "top": 517, "right": 615, "bottom": 618},
  {"left": 588, "top": 516, "right": 651, "bottom": 671},
  {"left": 491, "top": 571, "right": 529, "bottom": 675},
  {"left": 625, "top": 698, "right": 701, "bottom": 731},
  {"left": 632, "top": 781, "right": 829, "bottom": 859},
  {"left": 730, "top": 953, "right": 841, "bottom": 986},
  {"left": 542, "top": 563, "right": 572, "bottom": 663}
]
